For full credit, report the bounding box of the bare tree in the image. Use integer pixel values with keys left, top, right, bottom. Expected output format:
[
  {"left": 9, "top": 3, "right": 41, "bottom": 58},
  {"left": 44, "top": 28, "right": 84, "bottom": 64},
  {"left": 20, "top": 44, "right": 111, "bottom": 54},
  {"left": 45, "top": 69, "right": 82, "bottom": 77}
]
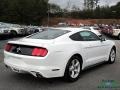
[{"left": 84, "top": 0, "right": 100, "bottom": 10}]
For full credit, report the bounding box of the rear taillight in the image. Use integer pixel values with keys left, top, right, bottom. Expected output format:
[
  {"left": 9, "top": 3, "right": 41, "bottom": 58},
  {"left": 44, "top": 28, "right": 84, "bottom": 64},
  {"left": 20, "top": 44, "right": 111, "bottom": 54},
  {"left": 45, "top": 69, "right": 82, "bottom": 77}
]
[
  {"left": 32, "top": 48, "right": 48, "bottom": 57},
  {"left": 5, "top": 44, "right": 12, "bottom": 52}
]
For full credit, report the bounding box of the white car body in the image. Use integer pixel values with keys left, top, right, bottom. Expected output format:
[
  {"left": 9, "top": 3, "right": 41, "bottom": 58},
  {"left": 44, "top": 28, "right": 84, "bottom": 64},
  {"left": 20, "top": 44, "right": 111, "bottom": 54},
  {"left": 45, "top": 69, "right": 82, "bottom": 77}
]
[{"left": 4, "top": 27, "right": 116, "bottom": 79}]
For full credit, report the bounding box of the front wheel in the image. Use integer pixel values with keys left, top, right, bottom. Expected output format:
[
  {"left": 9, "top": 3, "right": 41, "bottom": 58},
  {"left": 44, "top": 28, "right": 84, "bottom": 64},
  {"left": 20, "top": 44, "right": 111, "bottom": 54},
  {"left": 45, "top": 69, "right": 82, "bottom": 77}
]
[
  {"left": 108, "top": 48, "right": 116, "bottom": 64},
  {"left": 64, "top": 56, "right": 81, "bottom": 82}
]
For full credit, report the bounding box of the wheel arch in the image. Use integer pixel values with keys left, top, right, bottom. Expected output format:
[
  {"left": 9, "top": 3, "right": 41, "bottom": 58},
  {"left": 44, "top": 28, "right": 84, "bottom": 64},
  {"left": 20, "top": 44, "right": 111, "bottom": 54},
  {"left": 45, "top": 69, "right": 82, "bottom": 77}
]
[
  {"left": 112, "top": 45, "right": 116, "bottom": 53},
  {"left": 64, "top": 53, "right": 83, "bottom": 74},
  {"left": 71, "top": 54, "right": 83, "bottom": 66},
  {"left": 63, "top": 53, "right": 83, "bottom": 81},
  {"left": 10, "top": 30, "right": 17, "bottom": 33}
]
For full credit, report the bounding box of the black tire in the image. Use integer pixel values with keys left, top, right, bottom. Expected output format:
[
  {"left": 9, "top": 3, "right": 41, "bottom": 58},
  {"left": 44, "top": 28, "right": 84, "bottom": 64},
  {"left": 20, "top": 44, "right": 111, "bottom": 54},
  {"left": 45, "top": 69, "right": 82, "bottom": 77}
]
[
  {"left": 11, "top": 30, "right": 17, "bottom": 37},
  {"left": 64, "top": 56, "right": 81, "bottom": 82},
  {"left": 108, "top": 48, "right": 116, "bottom": 64},
  {"left": 118, "top": 34, "right": 120, "bottom": 40}
]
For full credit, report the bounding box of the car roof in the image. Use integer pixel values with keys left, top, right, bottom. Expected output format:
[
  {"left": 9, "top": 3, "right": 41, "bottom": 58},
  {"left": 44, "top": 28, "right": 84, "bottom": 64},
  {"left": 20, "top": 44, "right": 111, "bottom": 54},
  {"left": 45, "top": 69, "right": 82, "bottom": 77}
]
[
  {"left": 49, "top": 27, "right": 88, "bottom": 33},
  {"left": 82, "top": 26, "right": 98, "bottom": 28}
]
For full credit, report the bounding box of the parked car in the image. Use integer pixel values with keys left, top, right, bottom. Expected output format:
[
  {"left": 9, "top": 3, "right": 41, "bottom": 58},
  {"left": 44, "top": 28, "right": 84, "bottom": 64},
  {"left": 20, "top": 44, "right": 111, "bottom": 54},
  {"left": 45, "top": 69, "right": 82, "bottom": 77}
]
[
  {"left": 4, "top": 27, "right": 116, "bottom": 82},
  {"left": 102, "top": 26, "right": 113, "bottom": 35},
  {"left": 0, "top": 26, "right": 11, "bottom": 36},
  {"left": 25, "top": 26, "right": 43, "bottom": 35},
  {"left": 111, "top": 26, "right": 120, "bottom": 39},
  {"left": 0, "top": 22, "right": 29, "bottom": 36},
  {"left": 9, "top": 26, "right": 27, "bottom": 36},
  {"left": 101, "top": 25, "right": 120, "bottom": 39},
  {"left": 34, "top": 27, "right": 43, "bottom": 32},
  {"left": 80, "top": 26, "right": 102, "bottom": 36}
]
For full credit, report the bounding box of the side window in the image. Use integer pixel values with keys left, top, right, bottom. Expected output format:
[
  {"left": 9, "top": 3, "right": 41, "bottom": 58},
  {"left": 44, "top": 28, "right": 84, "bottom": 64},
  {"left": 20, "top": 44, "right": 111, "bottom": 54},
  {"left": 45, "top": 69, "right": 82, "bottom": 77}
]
[
  {"left": 70, "top": 32, "right": 83, "bottom": 41},
  {"left": 79, "top": 31, "right": 100, "bottom": 41}
]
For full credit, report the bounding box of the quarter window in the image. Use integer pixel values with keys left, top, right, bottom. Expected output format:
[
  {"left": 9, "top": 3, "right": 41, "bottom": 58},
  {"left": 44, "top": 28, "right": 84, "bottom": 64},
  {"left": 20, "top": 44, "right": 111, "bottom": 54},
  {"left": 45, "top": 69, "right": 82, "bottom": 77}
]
[
  {"left": 70, "top": 31, "right": 100, "bottom": 41},
  {"left": 80, "top": 31, "right": 100, "bottom": 41},
  {"left": 70, "top": 32, "right": 83, "bottom": 41}
]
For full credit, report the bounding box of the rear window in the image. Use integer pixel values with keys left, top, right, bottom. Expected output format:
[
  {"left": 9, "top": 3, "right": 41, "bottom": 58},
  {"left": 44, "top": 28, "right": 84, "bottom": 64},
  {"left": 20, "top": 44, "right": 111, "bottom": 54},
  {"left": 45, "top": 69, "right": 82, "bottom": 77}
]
[{"left": 27, "top": 29, "right": 70, "bottom": 40}]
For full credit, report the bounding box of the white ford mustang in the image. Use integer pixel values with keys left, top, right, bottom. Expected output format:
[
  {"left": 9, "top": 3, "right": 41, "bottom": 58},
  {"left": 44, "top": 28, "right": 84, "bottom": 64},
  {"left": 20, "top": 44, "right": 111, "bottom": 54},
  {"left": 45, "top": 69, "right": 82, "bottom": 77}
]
[{"left": 4, "top": 27, "right": 116, "bottom": 82}]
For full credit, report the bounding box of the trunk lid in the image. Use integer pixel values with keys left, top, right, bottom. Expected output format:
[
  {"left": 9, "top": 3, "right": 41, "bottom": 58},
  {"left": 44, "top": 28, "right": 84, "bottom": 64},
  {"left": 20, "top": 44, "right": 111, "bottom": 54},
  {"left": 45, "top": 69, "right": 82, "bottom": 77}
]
[
  {"left": 6, "top": 38, "right": 54, "bottom": 56},
  {"left": 9, "top": 38, "right": 55, "bottom": 47}
]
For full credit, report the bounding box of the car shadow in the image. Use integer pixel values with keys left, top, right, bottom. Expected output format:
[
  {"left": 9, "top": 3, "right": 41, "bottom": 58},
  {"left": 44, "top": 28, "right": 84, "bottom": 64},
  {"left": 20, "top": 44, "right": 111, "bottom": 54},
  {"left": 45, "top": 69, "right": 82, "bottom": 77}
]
[
  {"left": 80, "top": 62, "right": 108, "bottom": 76},
  {"left": 12, "top": 73, "right": 66, "bottom": 84}
]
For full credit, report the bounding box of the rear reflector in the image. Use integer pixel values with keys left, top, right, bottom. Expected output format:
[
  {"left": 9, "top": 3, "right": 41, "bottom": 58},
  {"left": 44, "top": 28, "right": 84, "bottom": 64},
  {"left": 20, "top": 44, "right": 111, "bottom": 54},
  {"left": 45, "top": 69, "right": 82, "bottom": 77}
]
[
  {"left": 5, "top": 44, "right": 12, "bottom": 52},
  {"left": 32, "top": 48, "right": 48, "bottom": 57}
]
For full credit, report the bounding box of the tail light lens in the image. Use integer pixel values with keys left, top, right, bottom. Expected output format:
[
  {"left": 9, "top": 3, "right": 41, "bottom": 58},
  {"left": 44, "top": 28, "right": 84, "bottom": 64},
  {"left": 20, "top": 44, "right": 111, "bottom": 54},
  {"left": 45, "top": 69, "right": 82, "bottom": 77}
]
[
  {"left": 5, "top": 44, "right": 12, "bottom": 52},
  {"left": 32, "top": 48, "right": 48, "bottom": 57}
]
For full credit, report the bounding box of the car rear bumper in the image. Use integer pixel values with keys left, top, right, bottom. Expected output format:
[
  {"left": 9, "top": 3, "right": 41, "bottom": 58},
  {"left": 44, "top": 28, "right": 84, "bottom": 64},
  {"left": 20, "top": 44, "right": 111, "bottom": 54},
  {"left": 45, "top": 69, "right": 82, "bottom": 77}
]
[
  {"left": 4, "top": 59, "right": 62, "bottom": 78},
  {"left": 4, "top": 51, "right": 66, "bottom": 78}
]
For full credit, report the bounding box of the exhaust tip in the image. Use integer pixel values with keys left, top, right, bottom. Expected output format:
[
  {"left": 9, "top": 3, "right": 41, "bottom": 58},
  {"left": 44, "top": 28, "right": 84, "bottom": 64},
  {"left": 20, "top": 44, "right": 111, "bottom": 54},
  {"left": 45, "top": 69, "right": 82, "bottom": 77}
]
[{"left": 31, "top": 71, "right": 44, "bottom": 78}]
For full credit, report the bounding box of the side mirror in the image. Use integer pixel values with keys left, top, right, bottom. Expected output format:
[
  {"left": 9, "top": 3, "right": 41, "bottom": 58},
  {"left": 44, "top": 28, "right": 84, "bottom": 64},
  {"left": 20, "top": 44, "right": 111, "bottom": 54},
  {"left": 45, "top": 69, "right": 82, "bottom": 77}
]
[{"left": 99, "top": 35, "right": 106, "bottom": 42}]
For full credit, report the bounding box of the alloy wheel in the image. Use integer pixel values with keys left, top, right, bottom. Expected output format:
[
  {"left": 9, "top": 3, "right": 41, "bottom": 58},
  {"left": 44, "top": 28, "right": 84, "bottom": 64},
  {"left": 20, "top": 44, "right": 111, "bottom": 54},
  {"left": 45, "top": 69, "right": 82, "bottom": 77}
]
[{"left": 69, "top": 59, "right": 81, "bottom": 79}]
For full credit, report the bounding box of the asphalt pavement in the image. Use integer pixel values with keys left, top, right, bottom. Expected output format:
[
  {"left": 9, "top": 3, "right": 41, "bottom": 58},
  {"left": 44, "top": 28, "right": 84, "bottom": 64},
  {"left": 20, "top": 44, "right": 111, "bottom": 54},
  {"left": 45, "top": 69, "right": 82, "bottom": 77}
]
[{"left": 0, "top": 35, "right": 120, "bottom": 90}]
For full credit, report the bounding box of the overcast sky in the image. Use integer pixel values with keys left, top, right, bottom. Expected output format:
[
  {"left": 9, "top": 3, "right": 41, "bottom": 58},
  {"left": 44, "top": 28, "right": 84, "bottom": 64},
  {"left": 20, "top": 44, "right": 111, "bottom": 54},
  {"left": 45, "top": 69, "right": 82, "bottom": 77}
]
[{"left": 49, "top": 0, "right": 120, "bottom": 9}]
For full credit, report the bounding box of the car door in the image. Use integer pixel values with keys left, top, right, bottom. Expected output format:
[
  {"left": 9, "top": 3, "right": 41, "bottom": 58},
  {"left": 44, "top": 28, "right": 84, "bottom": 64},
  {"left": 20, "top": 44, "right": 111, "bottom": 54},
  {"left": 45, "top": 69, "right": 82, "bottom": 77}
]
[{"left": 79, "top": 31, "right": 109, "bottom": 66}]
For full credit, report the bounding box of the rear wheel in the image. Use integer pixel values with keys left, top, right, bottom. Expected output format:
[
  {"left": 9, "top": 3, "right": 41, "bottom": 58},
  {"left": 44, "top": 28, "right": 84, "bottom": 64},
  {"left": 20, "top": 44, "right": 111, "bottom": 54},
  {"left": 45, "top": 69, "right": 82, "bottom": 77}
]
[
  {"left": 64, "top": 56, "right": 81, "bottom": 82},
  {"left": 108, "top": 48, "right": 116, "bottom": 64}
]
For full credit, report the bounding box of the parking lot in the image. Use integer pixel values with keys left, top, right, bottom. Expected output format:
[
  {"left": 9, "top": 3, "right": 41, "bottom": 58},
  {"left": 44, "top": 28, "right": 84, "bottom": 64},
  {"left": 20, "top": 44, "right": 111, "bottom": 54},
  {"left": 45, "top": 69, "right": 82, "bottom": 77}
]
[{"left": 0, "top": 35, "right": 119, "bottom": 90}]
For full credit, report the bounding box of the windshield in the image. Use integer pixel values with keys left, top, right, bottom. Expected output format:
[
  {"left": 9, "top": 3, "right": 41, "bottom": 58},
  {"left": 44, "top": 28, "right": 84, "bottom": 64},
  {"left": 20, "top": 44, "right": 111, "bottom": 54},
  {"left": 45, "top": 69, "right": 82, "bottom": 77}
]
[{"left": 27, "top": 29, "right": 70, "bottom": 40}]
